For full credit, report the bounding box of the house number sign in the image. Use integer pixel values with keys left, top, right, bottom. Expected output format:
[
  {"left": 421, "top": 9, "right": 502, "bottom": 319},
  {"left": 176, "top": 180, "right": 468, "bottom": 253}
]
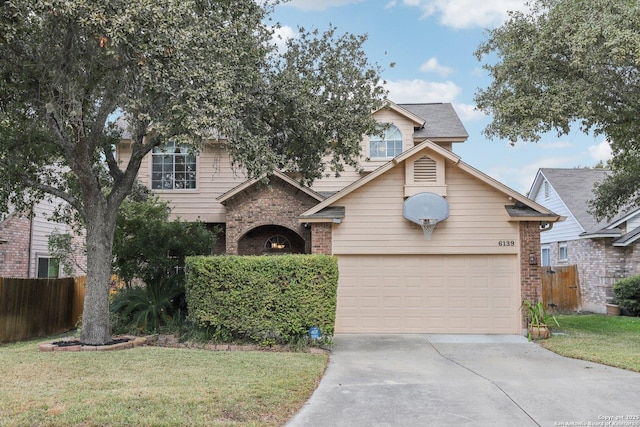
[{"left": 498, "top": 240, "right": 515, "bottom": 246}]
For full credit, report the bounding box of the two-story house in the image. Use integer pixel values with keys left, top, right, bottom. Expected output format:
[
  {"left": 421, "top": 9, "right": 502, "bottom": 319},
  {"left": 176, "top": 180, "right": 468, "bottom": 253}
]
[
  {"left": 117, "top": 101, "right": 561, "bottom": 335},
  {"left": 529, "top": 168, "right": 640, "bottom": 313},
  {"left": 0, "top": 200, "right": 86, "bottom": 278}
]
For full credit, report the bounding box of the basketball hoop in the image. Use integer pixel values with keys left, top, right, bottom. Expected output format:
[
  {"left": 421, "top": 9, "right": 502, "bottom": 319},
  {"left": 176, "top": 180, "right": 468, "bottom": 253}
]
[
  {"left": 403, "top": 192, "right": 449, "bottom": 241},
  {"left": 419, "top": 218, "right": 438, "bottom": 240}
]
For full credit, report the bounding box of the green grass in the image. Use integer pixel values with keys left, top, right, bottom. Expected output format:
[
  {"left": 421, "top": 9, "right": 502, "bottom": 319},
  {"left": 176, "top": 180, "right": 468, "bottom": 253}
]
[
  {"left": 541, "top": 314, "right": 640, "bottom": 372},
  {"left": 0, "top": 335, "right": 328, "bottom": 426}
]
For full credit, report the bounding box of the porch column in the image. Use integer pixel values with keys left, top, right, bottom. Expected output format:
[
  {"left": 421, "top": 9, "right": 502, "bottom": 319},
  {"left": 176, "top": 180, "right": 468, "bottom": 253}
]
[
  {"left": 311, "top": 223, "right": 332, "bottom": 255},
  {"left": 520, "top": 221, "right": 543, "bottom": 327}
]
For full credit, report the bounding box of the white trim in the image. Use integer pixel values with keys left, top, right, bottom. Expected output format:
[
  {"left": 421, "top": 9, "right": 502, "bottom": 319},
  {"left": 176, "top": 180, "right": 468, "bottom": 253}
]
[
  {"left": 530, "top": 170, "right": 585, "bottom": 233},
  {"left": 607, "top": 208, "right": 640, "bottom": 229},
  {"left": 301, "top": 140, "right": 559, "bottom": 220},
  {"left": 373, "top": 101, "right": 426, "bottom": 127}
]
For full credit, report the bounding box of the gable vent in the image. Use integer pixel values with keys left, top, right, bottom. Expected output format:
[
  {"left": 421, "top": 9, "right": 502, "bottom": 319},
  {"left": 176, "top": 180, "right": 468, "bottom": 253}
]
[{"left": 414, "top": 156, "right": 437, "bottom": 182}]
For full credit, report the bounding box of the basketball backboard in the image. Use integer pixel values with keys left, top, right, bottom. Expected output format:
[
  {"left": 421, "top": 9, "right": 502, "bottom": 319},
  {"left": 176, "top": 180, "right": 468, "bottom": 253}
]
[{"left": 403, "top": 192, "right": 449, "bottom": 239}]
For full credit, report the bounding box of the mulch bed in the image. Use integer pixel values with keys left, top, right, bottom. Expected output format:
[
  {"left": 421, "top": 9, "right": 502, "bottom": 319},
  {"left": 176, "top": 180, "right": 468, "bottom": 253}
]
[
  {"left": 39, "top": 335, "right": 145, "bottom": 352},
  {"left": 39, "top": 335, "right": 328, "bottom": 353}
]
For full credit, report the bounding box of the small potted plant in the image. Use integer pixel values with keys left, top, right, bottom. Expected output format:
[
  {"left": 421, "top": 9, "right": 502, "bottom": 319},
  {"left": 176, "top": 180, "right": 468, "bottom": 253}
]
[
  {"left": 605, "top": 297, "right": 621, "bottom": 316},
  {"left": 521, "top": 299, "right": 559, "bottom": 341}
]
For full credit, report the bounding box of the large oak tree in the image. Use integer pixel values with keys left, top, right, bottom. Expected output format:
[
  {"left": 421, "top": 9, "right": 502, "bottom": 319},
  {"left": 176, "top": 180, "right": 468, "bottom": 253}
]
[
  {"left": 474, "top": 0, "right": 640, "bottom": 219},
  {"left": 0, "top": 0, "right": 386, "bottom": 344}
]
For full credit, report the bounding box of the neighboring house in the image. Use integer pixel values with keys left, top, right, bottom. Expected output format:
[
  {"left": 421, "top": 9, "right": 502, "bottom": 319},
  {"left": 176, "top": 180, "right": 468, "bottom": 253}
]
[
  {"left": 0, "top": 200, "right": 86, "bottom": 278},
  {"left": 529, "top": 168, "right": 640, "bottom": 313},
  {"left": 117, "top": 101, "right": 561, "bottom": 334}
]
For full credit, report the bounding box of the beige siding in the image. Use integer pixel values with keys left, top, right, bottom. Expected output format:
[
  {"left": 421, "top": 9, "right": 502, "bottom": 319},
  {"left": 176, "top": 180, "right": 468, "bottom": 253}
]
[
  {"left": 310, "top": 108, "right": 421, "bottom": 194},
  {"left": 115, "top": 107, "right": 438, "bottom": 222},
  {"left": 331, "top": 161, "right": 520, "bottom": 255},
  {"left": 29, "top": 200, "right": 70, "bottom": 277},
  {"left": 118, "top": 142, "right": 248, "bottom": 223},
  {"left": 309, "top": 165, "right": 363, "bottom": 195}
]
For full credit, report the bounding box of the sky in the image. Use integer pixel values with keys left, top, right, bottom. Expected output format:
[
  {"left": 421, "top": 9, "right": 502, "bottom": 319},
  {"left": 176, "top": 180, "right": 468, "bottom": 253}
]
[{"left": 270, "top": 0, "right": 612, "bottom": 195}]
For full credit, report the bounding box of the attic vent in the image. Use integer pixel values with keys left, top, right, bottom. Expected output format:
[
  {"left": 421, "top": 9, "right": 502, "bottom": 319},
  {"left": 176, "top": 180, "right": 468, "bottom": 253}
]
[{"left": 414, "top": 156, "right": 437, "bottom": 182}]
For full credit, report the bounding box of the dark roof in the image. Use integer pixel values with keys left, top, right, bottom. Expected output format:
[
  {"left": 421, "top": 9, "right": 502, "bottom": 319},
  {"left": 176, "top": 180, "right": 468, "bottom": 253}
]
[
  {"left": 299, "top": 206, "right": 345, "bottom": 220},
  {"left": 504, "top": 204, "right": 554, "bottom": 218},
  {"left": 399, "top": 103, "right": 468, "bottom": 140},
  {"left": 539, "top": 168, "right": 609, "bottom": 231},
  {"left": 613, "top": 225, "right": 640, "bottom": 246}
]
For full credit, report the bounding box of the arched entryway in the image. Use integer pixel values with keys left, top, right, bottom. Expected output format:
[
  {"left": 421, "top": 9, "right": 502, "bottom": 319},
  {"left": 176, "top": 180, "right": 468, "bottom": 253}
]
[{"left": 237, "top": 225, "right": 306, "bottom": 255}]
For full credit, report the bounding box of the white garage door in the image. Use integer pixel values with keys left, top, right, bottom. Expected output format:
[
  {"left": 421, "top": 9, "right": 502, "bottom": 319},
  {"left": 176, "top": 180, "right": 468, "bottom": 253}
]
[{"left": 336, "top": 254, "right": 521, "bottom": 334}]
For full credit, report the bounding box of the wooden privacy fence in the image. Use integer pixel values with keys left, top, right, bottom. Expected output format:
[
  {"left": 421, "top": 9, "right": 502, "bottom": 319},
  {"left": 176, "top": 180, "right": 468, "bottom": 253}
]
[
  {"left": 0, "top": 276, "right": 86, "bottom": 343},
  {"left": 542, "top": 265, "right": 580, "bottom": 314}
]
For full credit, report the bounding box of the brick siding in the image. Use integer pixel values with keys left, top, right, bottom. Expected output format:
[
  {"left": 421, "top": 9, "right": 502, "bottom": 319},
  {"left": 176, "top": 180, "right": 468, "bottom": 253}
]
[
  {"left": 0, "top": 215, "right": 31, "bottom": 278},
  {"left": 222, "top": 176, "right": 317, "bottom": 255},
  {"left": 520, "top": 222, "right": 542, "bottom": 328},
  {"left": 310, "top": 223, "right": 332, "bottom": 255},
  {"left": 546, "top": 238, "right": 640, "bottom": 313}
]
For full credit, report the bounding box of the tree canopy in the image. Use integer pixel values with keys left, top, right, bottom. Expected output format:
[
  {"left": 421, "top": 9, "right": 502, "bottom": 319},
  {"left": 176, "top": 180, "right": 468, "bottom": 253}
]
[
  {"left": 0, "top": 0, "right": 386, "bottom": 344},
  {"left": 474, "top": 0, "right": 640, "bottom": 219}
]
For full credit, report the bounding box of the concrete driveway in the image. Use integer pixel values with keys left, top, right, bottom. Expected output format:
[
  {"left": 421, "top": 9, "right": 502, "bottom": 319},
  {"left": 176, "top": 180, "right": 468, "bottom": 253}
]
[{"left": 287, "top": 335, "right": 640, "bottom": 427}]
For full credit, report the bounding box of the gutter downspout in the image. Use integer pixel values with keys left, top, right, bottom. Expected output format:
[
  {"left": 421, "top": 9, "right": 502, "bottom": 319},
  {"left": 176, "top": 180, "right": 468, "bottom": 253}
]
[{"left": 27, "top": 205, "right": 34, "bottom": 278}]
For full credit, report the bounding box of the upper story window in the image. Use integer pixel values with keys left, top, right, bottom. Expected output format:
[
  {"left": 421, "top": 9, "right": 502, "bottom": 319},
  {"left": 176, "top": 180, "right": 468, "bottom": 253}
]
[
  {"left": 151, "top": 142, "right": 196, "bottom": 190},
  {"left": 369, "top": 124, "right": 403, "bottom": 159},
  {"left": 559, "top": 241, "right": 568, "bottom": 261}
]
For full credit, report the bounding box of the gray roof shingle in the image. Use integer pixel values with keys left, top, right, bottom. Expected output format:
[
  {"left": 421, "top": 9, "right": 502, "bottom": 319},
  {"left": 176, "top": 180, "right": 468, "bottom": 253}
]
[
  {"left": 399, "top": 103, "right": 468, "bottom": 140},
  {"left": 540, "top": 168, "right": 609, "bottom": 231}
]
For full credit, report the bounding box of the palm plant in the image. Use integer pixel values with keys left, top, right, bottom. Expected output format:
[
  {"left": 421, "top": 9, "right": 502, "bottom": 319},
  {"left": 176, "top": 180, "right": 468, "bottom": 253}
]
[{"left": 111, "top": 275, "right": 185, "bottom": 333}]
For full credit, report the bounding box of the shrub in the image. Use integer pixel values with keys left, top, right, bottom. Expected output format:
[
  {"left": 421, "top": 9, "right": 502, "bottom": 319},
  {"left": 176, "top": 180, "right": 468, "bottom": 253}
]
[
  {"left": 109, "top": 194, "right": 216, "bottom": 334},
  {"left": 111, "top": 275, "right": 185, "bottom": 333},
  {"left": 613, "top": 275, "right": 640, "bottom": 315},
  {"left": 113, "top": 196, "right": 216, "bottom": 287},
  {"left": 185, "top": 255, "right": 338, "bottom": 345}
]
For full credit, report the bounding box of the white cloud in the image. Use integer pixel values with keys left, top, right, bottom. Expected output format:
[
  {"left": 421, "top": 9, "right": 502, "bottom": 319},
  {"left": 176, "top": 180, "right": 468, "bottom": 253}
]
[
  {"left": 452, "top": 103, "right": 486, "bottom": 122},
  {"left": 284, "top": 0, "right": 365, "bottom": 11},
  {"left": 271, "top": 25, "right": 297, "bottom": 53},
  {"left": 588, "top": 139, "right": 612, "bottom": 162},
  {"left": 488, "top": 155, "right": 578, "bottom": 195},
  {"left": 419, "top": 57, "right": 454, "bottom": 77},
  {"left": 537, "top": 141, "right": 574, "bottom": 150},
  {"left": 385, "top": 1, "right": 398, "bottom": 9},
  {"left": 402, "top": 0, "right": 530, "bottom": 29},
  {"left": 384, "top": 79, "right": 461, "bottom": 103}
]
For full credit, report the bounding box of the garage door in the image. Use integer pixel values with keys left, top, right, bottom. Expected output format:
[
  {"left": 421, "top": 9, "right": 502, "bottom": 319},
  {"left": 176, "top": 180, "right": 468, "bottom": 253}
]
[{"left": 336, "top": 254, "right": 520, "bottom": 334}]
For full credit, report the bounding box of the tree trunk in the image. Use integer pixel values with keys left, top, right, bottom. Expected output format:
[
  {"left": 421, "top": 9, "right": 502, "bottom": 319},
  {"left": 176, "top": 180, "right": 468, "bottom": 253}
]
[{"left": 80, "top": 207, "right": 117, "bottom": 345}]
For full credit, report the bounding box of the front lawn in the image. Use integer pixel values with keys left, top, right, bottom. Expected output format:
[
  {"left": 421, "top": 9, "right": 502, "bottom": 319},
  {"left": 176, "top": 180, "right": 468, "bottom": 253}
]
[
  {"left": 0, "top": 336, "right": 328, "bottom": 426},
  {"left": 542, "top": 314, "right": 640, "bottom": 372}
]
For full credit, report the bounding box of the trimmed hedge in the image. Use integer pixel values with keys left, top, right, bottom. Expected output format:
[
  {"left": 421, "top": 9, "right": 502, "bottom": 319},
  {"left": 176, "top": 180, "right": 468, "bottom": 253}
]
[
  {"left": 613, "top": 275, "right": 640, "bottom": 315},
  {"left": 185, "top": 255, "right": 338, "bottom": 344}
]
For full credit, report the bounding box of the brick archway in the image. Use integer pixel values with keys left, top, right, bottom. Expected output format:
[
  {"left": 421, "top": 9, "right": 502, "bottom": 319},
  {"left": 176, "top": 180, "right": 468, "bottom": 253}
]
[
  {"left": 221, "top": 175, "right": 320, "bottom": 254},
  {"left": 237, "top": 224, "right": 306, "bottom": 255}
]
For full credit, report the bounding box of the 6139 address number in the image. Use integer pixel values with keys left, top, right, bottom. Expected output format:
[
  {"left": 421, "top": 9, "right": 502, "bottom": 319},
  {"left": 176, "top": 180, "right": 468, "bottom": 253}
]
[{"left": 498, "top": 240, "right": 515, "bottom": 247}]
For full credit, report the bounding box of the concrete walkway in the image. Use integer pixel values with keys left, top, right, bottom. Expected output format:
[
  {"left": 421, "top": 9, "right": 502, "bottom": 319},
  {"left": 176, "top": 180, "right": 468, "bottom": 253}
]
[{"left": 287, "top": 335, "right": 640, "bottom": 427}]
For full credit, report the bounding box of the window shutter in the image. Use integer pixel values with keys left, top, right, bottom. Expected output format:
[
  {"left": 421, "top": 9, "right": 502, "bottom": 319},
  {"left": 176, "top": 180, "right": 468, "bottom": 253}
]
[{"left": 414, "top": 156, "right": 437, "bottom": 182}]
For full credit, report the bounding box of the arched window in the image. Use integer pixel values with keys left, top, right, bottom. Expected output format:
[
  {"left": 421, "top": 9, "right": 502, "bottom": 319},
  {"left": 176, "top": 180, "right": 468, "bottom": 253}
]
[
  {"left": 369, "top": 124, "right": 403, "bottom": 159},
  {"left": 264, "top": 235, "right": 291, "bottom": 253}
]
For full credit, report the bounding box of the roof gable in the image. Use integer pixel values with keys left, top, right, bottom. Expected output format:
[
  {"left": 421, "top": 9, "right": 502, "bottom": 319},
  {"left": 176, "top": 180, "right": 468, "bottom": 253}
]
[
  {"left": 374, "top": 101, "right": 426, "bottom": 127},
  {"left": 531, "top": 168, "right": 608, "bottom": 231},
  {"left": 301, "top": 139, "right": 558, "bottom": 221},
  {"left": 372, "top": 102, "right": 469, "bottom": 142},
  {"left": 217, "top": 170, "right": 324, "bottom": 204}
]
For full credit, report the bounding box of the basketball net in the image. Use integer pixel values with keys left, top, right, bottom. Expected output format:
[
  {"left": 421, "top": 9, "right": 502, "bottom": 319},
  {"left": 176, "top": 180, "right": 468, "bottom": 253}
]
[{"left": 420, "top": 218, "right": 438, "bottom": 240}]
